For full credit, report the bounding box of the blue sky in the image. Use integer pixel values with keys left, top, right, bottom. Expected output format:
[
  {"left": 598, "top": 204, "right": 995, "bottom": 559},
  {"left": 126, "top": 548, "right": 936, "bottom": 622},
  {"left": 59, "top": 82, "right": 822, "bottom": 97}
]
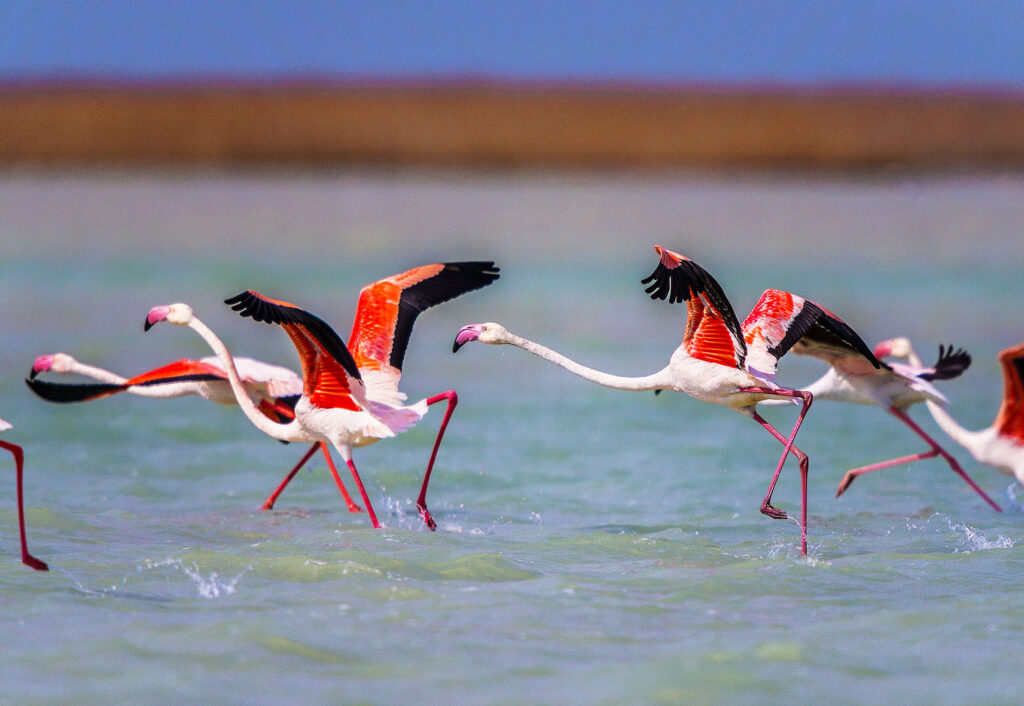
[{"left": 1, "top": 1, "right": 1023, "bottom": 87}]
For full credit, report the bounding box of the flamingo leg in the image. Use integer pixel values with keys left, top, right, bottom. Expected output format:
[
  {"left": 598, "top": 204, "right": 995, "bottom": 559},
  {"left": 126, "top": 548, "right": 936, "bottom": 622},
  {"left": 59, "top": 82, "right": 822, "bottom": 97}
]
[
  {"left": 415, "top": 390, "right": 458, "bottom": 531},
  {"left": 343, "top": 455, "right": 380, "bottom": 529},
  {"left": 836, "top": 406, "right": 1001, "bottom": 512},
  {"left": 0, "top": 440, "right": 48, "bottom": 571},
  {"left": 744, "top": 387, "right": 813, "bottom": 556},
  {"left": 261, "top": 443, "right": 363, "bottom": 513},
  {"left": 261, "top": 442, "right": 319, "bottom": 510}
]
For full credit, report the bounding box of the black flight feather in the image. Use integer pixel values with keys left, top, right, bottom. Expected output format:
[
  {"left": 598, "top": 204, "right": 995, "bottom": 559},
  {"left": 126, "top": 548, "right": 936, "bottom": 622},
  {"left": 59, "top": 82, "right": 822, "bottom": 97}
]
[
  {"left": 390, "top": 261, "right": 500, "bottom": 371},
  {"left": 224, "top": 291, "right": 362, "bottom": 381},
  {"left": 921, "top": 345, "right": 971, "bottom": 381}
]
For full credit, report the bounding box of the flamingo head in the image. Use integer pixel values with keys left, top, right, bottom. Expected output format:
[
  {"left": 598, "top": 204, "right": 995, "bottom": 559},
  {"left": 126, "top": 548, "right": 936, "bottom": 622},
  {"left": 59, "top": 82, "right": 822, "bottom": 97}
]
[
  {"left": 453, "top": 322, "right": 509, "bottom": 352},
  {"left": 873, "top": 337, "right": 913, "bottom": 360},
  {"left": 29, "top": 352, "right": 77, "bottom": 379},
  {"left": 145, "top": 303, "right": 194, "bottom": 331},
  {"left": 0, "top": 417, "right": 11, "bottom": 432}
]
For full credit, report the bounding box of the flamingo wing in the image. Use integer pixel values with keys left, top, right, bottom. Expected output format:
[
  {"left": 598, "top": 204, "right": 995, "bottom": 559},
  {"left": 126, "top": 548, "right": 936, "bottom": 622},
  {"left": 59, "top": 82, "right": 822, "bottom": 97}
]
[
  {"left": 642, "top": 246, "right": 745, "bottom": 369},
  {"left": 25, "top": 358, "right": 228, "bottom": 403},
  {"left": 348, "top": 261, "right": 501, "bottom": 386},
  {"left": 225, "top": 290, "right": 366, "bottom": 412},
  {"left": 994, "top": 342, "right": 1024, "bottom": 443},
  {"left": 917, "top": 345, "right": 971, "bottom": 382},
  {"left": 742, "top": 289, "right": 881, "bottom": 382}
]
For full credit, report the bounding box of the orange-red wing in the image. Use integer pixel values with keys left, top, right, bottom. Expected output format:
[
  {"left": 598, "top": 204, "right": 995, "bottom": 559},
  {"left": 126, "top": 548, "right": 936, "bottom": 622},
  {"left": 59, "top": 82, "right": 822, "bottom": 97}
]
[
  {"left": 642, "top": 249, "right": 745, "bottom": 369},
  {"left": 742, "top": 288, "right": 880, "bottom": 372},
  {"left": 225, "top": 290, "right": 363, "bottom": 411},
  {"left": 348, "top": 261, "right": 500, "bottom": 376},
  {"left": 684, "top": 295, "right": 742, "bottom": 368},
  {"left": 124, "top": 359, "right": 227, "bottom": 386},
  {"left": 994, "top": 342, "right": 1024, "bottom": 443}
]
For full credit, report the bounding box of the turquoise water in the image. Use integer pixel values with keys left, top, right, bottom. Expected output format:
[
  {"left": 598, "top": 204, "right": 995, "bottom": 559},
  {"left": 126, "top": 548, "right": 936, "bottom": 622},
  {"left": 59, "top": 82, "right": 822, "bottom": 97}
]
[{"left": 2, "top": 172, "right": 1024, "bottom": 703}]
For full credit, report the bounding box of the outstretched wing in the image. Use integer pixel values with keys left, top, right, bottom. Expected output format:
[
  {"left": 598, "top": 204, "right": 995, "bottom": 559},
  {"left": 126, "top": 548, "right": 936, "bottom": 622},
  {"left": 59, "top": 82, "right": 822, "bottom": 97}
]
[
  {"left": 918, "top": 345, "right": 971, "bottom": 382},
  {"left": 641, "top": 246, "right": 745, "bottom": 369},
  {"left": 225, "top": 290, "right": 365, "bottom": 412},
  {"left": 125, "top": 359, "right": 228, "bottom": 386},
  {"left": 25, "top": 358, "right": 227, "bottom": 403},
  {"left": 348, "top": 261, "right": 500, "bottom": 390},
  {"left": 994, "top": 342, "right": 1024, "bottom": 443},
  {"left": 742, "top": 288, "right": 881, "bottom": 382}
]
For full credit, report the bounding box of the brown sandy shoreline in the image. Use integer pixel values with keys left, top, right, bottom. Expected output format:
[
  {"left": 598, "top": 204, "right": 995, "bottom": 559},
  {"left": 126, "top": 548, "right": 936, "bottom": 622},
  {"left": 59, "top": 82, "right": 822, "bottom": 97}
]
[{"left": 2, "top": 81, "right": 1024, "bottom": 169}]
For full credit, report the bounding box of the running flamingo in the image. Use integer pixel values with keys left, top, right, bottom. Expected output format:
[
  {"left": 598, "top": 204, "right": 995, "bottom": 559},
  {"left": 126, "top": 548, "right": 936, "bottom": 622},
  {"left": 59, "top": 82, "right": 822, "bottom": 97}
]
[
  {"left": 924, "top": 341, "right": 1024, "bottom": 486},
  {"left": 454, "top": 246, "right": 878, "bottom": 555},
  {"left": 146, "top": 261, "right": 500, "bottom": 530},
  {"left": 26, "top": 352, "right": 362, "bottom": 512},
  {"left": 760, "top": 337, "right": 1001, "bottom": 510},
  {"left": 1, "top": 417, "right": 48, "bottom": 571}
]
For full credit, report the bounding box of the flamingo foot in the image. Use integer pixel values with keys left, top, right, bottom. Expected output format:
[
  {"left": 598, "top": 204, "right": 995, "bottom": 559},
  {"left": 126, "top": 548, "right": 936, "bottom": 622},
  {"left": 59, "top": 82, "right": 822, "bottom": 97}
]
[
  {"left": 22, "top": 553, "right": 48, "bottom": 572},
  {"left": 345, "top": 500, "right": 364, "bottom": 514},
  {"left": 760, "top": 503, "right": 788, "bottom": 520},
  {"left": 417, "top": 503, "right": 437, "bottom": 531}
]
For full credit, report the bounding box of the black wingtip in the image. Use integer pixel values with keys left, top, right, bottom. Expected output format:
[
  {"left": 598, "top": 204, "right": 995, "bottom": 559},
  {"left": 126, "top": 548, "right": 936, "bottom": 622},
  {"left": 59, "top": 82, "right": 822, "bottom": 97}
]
[
  {"left": 926, "top": 344, "right": 972, "bottom": 381},
  {"left": 25, "top": 377, "right": 124, "bottom": 403}
]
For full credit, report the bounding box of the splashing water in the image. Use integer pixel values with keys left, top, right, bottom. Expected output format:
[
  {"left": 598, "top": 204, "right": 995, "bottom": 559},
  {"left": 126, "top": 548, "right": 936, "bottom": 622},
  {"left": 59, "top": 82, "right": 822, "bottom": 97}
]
[
  {"left": 139, "top": 557, "right": 251, "bottom": 598},
  {"left": 916, "top": 514, "right": 1017, "bottom": 552}
]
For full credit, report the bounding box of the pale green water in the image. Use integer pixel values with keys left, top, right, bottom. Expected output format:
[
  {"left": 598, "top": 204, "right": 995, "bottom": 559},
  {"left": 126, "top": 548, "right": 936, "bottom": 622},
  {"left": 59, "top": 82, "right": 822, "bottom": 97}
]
[{"left": 1, "top": 172, "right": 1023, "bottom": 703}]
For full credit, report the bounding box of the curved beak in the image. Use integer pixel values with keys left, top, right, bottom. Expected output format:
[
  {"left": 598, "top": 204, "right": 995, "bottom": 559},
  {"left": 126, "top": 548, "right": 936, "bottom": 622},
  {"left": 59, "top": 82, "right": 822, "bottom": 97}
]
[
  {"left": 452, "top": 324, "right": 481, "bottom": 353},
  {"left": 144, "top": 305, "right": 170, "bottom": 332},
  {"left": 29, "top": 354, "right": 53, "bottom": 379}
]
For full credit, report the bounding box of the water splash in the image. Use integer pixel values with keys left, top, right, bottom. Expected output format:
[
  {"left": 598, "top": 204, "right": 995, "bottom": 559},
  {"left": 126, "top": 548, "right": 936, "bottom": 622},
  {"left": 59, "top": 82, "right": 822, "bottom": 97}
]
[
  {"left": 138, "top": 557, "right": 251, "bottom": 598},
  {"left": 910, "top": 514, "right": 1016, "bottom": 552}
]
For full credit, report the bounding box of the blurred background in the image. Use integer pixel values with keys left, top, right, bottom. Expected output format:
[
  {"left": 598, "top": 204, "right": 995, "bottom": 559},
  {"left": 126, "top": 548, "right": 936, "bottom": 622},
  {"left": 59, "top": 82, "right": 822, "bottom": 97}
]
[{"left": 3, "top": 1, "right": 1024, "bottom": 170}]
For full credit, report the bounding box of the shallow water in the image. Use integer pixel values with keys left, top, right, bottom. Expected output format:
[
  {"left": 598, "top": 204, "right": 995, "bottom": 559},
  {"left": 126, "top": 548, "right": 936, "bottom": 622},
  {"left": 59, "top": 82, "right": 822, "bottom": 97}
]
[{"left": 2, "top": 171, "right": 1023, "bottom": 703}]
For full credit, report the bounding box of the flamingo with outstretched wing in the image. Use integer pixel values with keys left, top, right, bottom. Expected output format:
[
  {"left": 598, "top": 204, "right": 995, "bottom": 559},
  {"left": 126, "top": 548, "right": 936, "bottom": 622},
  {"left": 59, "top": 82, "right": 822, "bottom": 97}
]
[{"left": 455, "top": 247, "right": 879, "bottom": 555}]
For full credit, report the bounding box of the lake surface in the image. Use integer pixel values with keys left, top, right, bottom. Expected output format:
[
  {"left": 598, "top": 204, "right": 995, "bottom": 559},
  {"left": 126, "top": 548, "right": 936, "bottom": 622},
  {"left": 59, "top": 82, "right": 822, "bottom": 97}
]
[{"left": 2, "top": 170, "right": 1023, "bottom": 703}]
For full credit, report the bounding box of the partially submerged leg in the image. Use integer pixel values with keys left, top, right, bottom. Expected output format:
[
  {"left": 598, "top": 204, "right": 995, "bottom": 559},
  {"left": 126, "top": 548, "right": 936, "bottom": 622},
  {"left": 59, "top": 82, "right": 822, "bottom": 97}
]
[
  {"left": 339, "top": 447, "right": 379, "bottom": 529},
  {"left": 744, "top": 387, "right": 813, "bottom": 556},
  {"left": 0, "top": 440, "right": 48, "bottom": 571},
  {"left": 415, "top": 391, "right": 458, "bottom": 531},
  {"left": 843, "top": 407, "right": 1001, "bottom": 512}
]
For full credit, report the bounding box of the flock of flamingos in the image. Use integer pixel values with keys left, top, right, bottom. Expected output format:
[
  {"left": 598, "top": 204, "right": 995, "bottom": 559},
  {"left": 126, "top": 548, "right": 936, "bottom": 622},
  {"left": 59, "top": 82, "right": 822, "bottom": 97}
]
[{"left": 5, "top": 246, "right": 1023, "bottom": 570}]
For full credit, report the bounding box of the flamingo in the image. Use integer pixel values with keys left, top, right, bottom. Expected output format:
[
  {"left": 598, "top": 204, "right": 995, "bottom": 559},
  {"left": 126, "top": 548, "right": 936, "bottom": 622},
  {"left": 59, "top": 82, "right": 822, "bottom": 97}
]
[
  {"left": 0, "top": 417, "right": 49, "bottom": 571},
  {"left": 453, "top": 246, "right": 879, "bottom": 555},
  {"left": 145, "top": 261, "right": 500, "bottom": 530},
  {"left": 760, "top": 337, "right": 1002, "bottom": 510},
  {"left": 26, "top": 352, "right": 363, "bottom": 512},
  {"left": 922, "top": 341, "right": 1024, "bottom": 486}
]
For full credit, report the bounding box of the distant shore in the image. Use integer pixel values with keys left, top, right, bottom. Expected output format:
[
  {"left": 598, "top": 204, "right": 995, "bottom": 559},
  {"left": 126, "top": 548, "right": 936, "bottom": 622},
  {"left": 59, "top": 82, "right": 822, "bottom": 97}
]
[{"left": 2, "top": 81, "right": 1024, "bottom": 169}]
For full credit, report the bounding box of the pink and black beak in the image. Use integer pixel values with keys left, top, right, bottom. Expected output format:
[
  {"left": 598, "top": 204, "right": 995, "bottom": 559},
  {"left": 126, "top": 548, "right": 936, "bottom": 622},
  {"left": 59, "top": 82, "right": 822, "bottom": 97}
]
[
  {"left": 28, "top": 354, "right": 54, "bottom": 380},
  {"left": 144, "top": 305, "right": 171, "bottom": 332},
  {"left": 453, "top": 324, "right": 483, "bottom": 353}
]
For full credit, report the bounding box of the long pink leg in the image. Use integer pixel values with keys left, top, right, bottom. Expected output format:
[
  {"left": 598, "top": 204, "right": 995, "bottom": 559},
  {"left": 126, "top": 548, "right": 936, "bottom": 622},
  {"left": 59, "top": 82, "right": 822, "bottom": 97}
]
[
  {"left": 415, "top": 391, "right": 458, "bottom": 531},
  {"left": 743, "top": 387, "right": 813, "bottom": 556},
  {"left": 318, "top": 444, "right": 363, "bottom": 513},
  {"left": 343, "top": 455, "right": 379, "bottom": 529},
  {"left": 262, "top": 442, "right": 363, "bottom": 512},
  {"left": 0, "top": 440, "right": 48, "bottom": 571},
  {"left": 836, "top": 406, "right": 1002, "bottom": 511},
  {"left": 261, "top": 442, "right": 318, "bottom": 510}
]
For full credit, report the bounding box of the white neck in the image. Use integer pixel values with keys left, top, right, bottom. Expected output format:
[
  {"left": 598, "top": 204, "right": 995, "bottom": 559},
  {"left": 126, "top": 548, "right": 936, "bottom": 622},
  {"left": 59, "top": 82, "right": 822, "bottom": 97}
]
[
  {"left": 67, "top": 361, "right": 127, "bottom": 385},
  {"left": 186, "top": 317, "right": 306, "bottom": 442},
  {"left": 505, "top": 332, "right": 669, "bottom": 391},
  {"left": 925, "top": 399, "right": 984, "bottom": 456}
]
